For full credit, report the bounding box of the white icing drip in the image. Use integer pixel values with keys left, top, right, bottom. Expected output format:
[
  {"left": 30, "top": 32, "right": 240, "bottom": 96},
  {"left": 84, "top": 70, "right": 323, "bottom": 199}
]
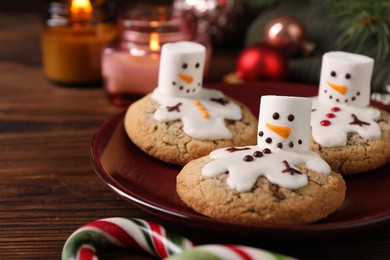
[
  {"left": 311, "top": 97, "right": 381, "bottom": 147},
  {"left": 201, "top": 145, "right": 330, "bottom": 192},
  {"left": 152, "top": 88, "right": 242, "bottom": 140}
]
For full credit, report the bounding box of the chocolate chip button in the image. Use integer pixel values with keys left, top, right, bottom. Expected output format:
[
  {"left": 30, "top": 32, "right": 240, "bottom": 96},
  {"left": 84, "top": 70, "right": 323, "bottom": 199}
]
[
  {"left": 243, "top": 155, "right": 254, "bottom": 162},
  {"left": 253, "top": 151, "right": 263, "bottom": 157}
]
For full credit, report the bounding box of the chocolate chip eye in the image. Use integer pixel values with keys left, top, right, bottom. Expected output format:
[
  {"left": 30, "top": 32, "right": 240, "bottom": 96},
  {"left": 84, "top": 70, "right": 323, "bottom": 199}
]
[
  {"left": 345, "top": 73, "right": 351, "bottom": 79},
  {"left": 287, "top": 114, "right": 294, "bottom": 122},
  {"left": 182, "top": 63, "right": 188, "bottom": 69},
  {"left": 195, "top": 62, "right": 200, "bottom": 68},
  {"left": 330, "top": 71, "right": 336, "bottom": 77},
  {"left": 272, "top": 113, "right": 280, "bottom": 120}
]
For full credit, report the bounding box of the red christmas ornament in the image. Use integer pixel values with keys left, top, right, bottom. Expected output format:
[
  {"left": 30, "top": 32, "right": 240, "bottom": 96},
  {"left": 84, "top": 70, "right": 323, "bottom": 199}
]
[
  {"left": 264, "top": 15, "right": 313, "bottom": 57},
  {"left": 235, "top": 43, "right": 287, "bottom": 81}
]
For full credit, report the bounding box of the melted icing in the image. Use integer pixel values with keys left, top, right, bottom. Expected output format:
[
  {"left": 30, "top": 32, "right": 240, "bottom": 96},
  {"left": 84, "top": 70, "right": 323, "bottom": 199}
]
[
  {"left": 311, "top": 97, "right": 381, "bottom": 147},
  {"left": 202, "top": 145, "right": 330, "bottom": 192},
  {"left": 152, "top": 88, "right": 242, "bottom": 140}
]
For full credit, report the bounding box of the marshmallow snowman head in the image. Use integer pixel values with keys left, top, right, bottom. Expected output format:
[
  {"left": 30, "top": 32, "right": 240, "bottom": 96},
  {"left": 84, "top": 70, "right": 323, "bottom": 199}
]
[
  {"left": 318, "top": 51, "right": 374, "bottom": 107},
  {"left": 257, "top": 96, "right": 312, "bottom": 152},
  {"left": 156, "top": 41, "right": 206, "bottom": 97}
]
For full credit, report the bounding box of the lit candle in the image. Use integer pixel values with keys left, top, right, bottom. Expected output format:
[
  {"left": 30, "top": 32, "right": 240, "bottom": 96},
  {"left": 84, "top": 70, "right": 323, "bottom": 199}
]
[
  {"left": 70, "top": 0, "right": 93, "bottom": 22},
  {"left": 101, "top": 4, "right": 212, "bottom": 106},
  {"left": 149, "top": 32, "right": 160, "bottom": 52},
  {"left": 41, "top": 0, "right": 117, "bottom": 86}
]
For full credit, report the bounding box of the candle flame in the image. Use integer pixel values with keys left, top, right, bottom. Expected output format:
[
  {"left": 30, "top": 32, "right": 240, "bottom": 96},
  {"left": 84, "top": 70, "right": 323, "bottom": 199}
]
[
  {"left": 150, "top": 33, "right": 160, "bottom": 51},
  {"left": 70, "top": 0, "right": 93, "bottom": 14}
]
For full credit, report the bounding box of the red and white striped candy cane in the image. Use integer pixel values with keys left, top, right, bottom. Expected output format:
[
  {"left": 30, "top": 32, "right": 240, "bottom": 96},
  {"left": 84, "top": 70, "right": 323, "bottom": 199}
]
[
  {"left": 62, "top": 217, "right": 295, "bottom": 260},
  {"left": 62, "top": 217, "right": 195, "bottom": 260}
]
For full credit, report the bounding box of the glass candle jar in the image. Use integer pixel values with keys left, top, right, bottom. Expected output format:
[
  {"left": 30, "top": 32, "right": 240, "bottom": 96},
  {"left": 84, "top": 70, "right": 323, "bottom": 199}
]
[
  {"left": 41, "top": 0, "right": 117, "bottom": 86},
  {"left": 102, "top": 4, "right": 211, "bottom": 106}
]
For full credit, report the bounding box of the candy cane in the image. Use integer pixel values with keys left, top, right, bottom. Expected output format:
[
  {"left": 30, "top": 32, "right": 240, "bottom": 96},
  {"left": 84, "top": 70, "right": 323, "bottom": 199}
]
[
  {"left": 62, "top": 217, "right": 295, "bottom": 260},
  {"left": 164, "top": 244, "right": 296, "bottom": 260},
  {"left": 61, "top": 217, "right": 195, "bottom": 260}
]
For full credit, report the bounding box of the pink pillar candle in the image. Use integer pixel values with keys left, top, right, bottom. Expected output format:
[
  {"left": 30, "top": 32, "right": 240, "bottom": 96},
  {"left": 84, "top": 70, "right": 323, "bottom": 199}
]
[
  {"left": 102, "top": 49, "right": 160, "bottom": 96},
  {"left": 102, "top": 4, "right": 211, "bottom": 106}
]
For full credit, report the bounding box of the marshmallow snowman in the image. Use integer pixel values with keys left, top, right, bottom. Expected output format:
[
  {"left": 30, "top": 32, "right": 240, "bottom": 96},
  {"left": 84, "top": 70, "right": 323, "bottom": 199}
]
[
  {"left": 319, "top": 51, "right": 374, "bottom": 107},
  {"left": 156, "top": 41, "right": 205, "bottom": 97},
  {"left": 311, "top": 51, "right": 381, "bottom": 147},
  {"left": 257, "top": 96, "right": 311, "bottom": 152},
  {"left": 202, "top": 96, "right": 331, "bottom": 193},
  {"left": 152, "top": 41, "right": 242, "bottom": 140}
]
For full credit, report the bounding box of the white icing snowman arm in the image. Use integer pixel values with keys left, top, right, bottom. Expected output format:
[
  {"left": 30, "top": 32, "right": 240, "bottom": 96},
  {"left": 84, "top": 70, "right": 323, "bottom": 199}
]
[
  {"left": 302, "top": 152, "right": 331, "bottom": 174},
  {"left": 154, "top": 102, "right": 183, "bottom": 122},
  {"left": 208, "top": 147, "right": 230, "bottom": 159},
  {"left": 311, "top": 127, "right": 348, "bottom": 147},
  {"left": 357, "top": 106, "right": 381, "bottom": 120},
  {"left": 203, "top": 156, "right": 264, "bottom": 193},
  {"left": 354, "top": 122, "right": 382, "bottom": 140},
  {"left": 279, "top": 150, "right": 331, "bottom": 175},
  {"left": 226, "top": 168, "right": 260, "bottom": 193},
  {"left": 201, "top": 158, "right": 229, "bottom": 177},
  {"left": 197, "top": 88, "right": 242, "bottom": 120},
  {"left": 205, "top": 101, "right": 242, "bottom": 120},
  {"left": 181, "top": 116, "right": 233, "bottom": 140}
]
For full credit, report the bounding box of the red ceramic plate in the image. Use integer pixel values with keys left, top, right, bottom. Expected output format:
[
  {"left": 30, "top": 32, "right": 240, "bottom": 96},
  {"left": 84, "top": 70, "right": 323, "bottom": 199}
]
[{"left": 91, "top": 82, "right": 390, "bottom": 237}]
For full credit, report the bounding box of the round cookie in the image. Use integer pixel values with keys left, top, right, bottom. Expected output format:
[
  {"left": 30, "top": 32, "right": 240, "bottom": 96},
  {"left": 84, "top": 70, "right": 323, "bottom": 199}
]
[
  {"left": 124, "top": 94, "right": 258, "bottom": 166},
  {"left": 177, "top": 95, "right": 346, "bottom": 226},
  {"left": 310, "top": 109, "right": 390, "bottom": 175},
  {"left": 177, "top": 155, "right": 346, "bottom": 226}
]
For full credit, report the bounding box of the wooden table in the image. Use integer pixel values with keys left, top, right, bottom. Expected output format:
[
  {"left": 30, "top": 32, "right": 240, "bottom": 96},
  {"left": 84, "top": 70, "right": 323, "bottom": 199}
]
[{"left": 1, "top": 12, "right": 389, "bottom": 259}]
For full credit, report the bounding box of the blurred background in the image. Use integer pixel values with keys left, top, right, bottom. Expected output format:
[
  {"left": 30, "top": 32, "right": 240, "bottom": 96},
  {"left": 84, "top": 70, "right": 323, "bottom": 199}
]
[
  {"left": 1, "top": 0, "right": 390, "bottom": 98},
  {"left": 0, "top": 0, "right": 169, "bottom": 11}
]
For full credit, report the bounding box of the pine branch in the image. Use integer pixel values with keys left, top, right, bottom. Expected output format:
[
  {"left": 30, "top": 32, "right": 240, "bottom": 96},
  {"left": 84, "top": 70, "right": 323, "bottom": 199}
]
[{"left": 323, "top": 0, "right": 390, "bottom": 60}]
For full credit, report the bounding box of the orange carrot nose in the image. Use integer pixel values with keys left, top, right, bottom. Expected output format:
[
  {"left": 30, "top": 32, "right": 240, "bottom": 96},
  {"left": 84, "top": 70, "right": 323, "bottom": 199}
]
[
  {"left": 178, "top": 73, "right": 193, "bottom": 84},
  {"left": 266, "top": 123, "right": 291, "bottom": 138},
  {"left": 327, "top": 82, "right": 347, "bottom": 95}
]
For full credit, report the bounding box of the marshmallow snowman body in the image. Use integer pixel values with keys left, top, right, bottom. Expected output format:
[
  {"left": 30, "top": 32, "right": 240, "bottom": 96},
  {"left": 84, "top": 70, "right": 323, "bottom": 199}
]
[
  {"left": 152, "top": 41, "right": 242, "bottom": 140},
  {"left": 202, "top": 95, "right": 331, "bottom": 193},
  {"left": 312, "top": 51, "right": 381, "bottom": 147}
]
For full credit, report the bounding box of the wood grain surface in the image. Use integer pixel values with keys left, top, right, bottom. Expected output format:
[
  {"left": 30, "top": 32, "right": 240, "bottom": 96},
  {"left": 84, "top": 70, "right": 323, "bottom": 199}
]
[{"left": 0, "top": 12, "right": 389, "bottom": 259}]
